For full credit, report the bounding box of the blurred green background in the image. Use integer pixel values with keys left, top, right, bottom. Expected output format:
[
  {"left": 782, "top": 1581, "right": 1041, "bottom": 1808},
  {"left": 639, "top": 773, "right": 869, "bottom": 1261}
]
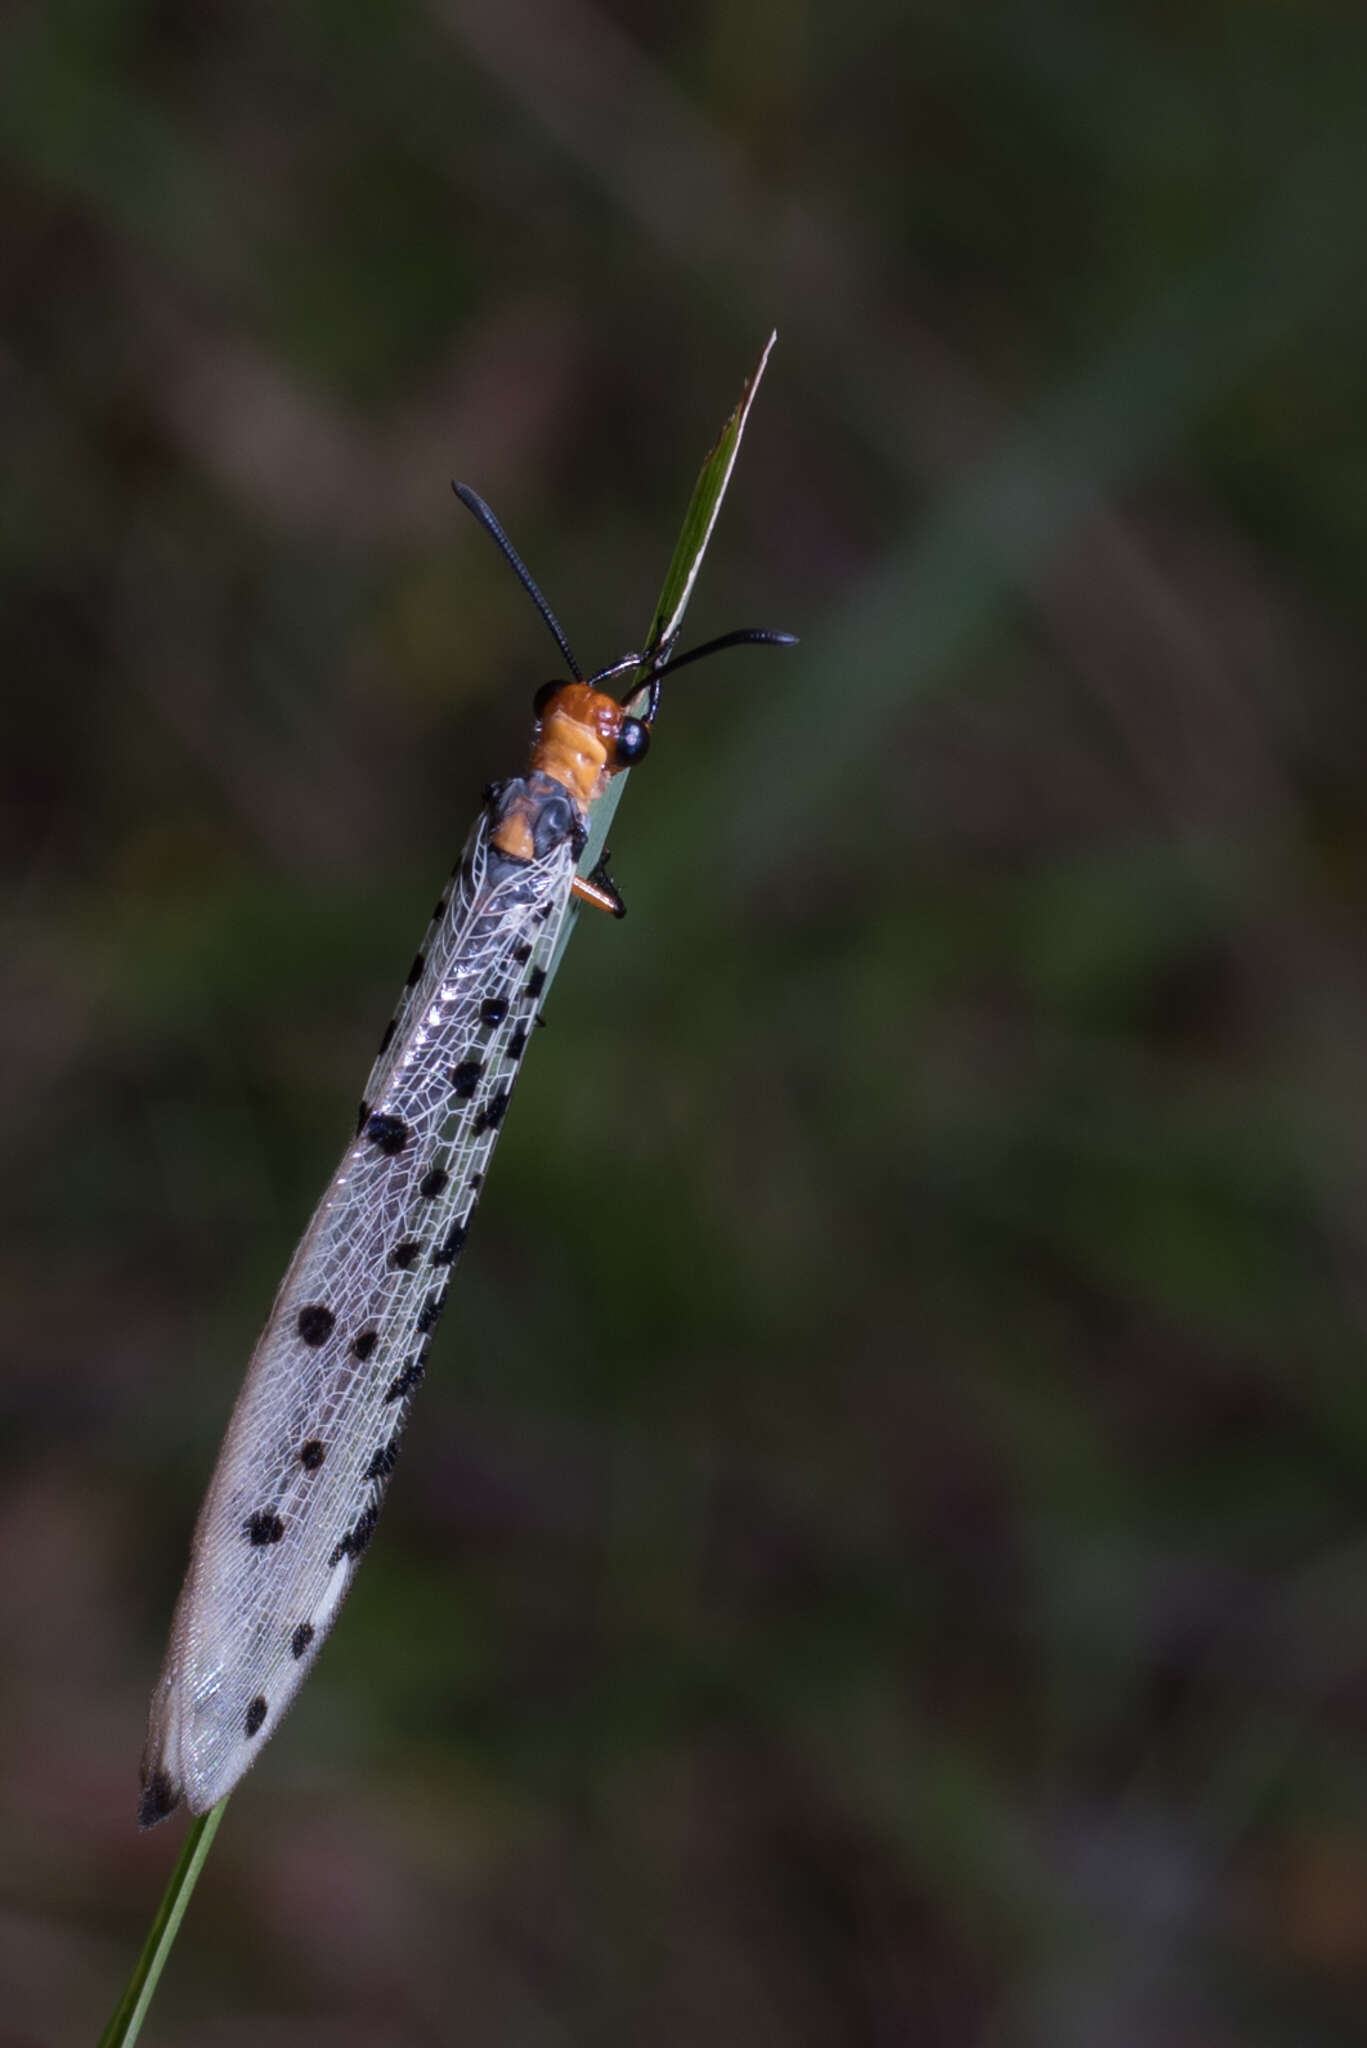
[{"left": 7, "top": 2, "right": 1367, "bottom": 2042}]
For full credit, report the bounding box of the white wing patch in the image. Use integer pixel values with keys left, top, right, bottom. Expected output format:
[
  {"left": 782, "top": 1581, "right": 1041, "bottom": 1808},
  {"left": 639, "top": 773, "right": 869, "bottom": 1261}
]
[{"left": 141, "top": 818, "right": 576, "bottom": 1820}]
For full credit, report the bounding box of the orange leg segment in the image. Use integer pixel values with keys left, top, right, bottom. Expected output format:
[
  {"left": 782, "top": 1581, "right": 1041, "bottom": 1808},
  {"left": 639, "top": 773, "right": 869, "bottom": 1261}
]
[
  {"left": 571, "top": 873, "right": 626, "bottom": 918},
  {"left": 571, "top": 851, "right": 627, "bottom": 919}
]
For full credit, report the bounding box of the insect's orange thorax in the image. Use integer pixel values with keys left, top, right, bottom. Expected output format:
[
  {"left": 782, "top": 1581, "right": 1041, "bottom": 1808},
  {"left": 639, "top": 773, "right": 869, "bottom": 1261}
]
[
  {"left": 529, "top": 683, "right": 626, "bottom": 809},
  {"left": 487, "top": 683, "right": 631, "bottom": 865}
]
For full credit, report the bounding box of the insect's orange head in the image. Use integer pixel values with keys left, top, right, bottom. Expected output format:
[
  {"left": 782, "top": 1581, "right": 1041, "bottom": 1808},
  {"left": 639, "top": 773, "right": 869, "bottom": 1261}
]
[{"left": 528, "top": 680, "right": 651, "bottom": 811}]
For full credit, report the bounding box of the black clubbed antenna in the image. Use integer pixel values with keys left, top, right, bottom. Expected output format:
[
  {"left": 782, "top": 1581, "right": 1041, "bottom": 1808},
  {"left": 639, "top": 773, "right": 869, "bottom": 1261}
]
[
  {"left": 628, "top": 627, "right": 798, "bottom": 723},
  {"left": 654, "top": 627, "right": 797, "bottom": 679},
  {"left": 452, "top": 483, "right": 584, "bottom": 682}
]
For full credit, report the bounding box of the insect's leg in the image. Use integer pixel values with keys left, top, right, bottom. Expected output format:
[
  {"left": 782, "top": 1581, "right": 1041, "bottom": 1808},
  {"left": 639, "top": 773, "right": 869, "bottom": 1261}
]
[{"left": 571, "top": 850, "right": 627, "bottom": 919}]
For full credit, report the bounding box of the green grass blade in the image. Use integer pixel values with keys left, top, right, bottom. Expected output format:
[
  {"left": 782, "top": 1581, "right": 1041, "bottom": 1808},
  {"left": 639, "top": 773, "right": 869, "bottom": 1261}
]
[
  {"left": 98, "top": 1800, "right": 229, "bottom": 2048},
  {"left": 544, "top": 334, "right": 777, "bottom": 982},
  {"left": 646, "top": 329, "right": 777, "bottom": 658}
]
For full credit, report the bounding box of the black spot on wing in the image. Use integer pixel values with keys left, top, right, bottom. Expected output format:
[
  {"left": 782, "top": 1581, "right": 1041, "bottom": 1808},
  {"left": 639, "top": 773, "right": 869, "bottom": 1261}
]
[
  {"left": 474, "top": 1089, "right": 510, "bottom": 1135},
  {"left": 364, "top": 1112, "right": 410, "bottom": 1157},
  {"left": 450, "top": 1059, "right": 484, "bottom": 1097},
  {"left": 418, "top": 1166, "right": 449, "bottom": 1200},
  {"left": 245, "top": 1696, "right": 268, "bottom": 1738},
  {"left": 383, "top": 1353, "right": 427, "bottom": 1404},
  {"left": 480, "top": 997, "right": 508, "bottom": 1027},
  {"left": 507, "top": 1024, "right": 528, "bottom": 1061},
  {"left": 364, "top": 1436, "right": 401, "bottom": 1483},
  {"left": 416, "top": 1287, "right": 447, "bottom": 1334},
  {"left": 389, "top": 1239, "right": 421, "bottom": 1270},
  {"left": 405, "top": 952, "right": 426, "bottom": 988},
  {"left": 291, "top": 1622, "right": 315, "bottom": 1659},
  {"left": 299, "top": 1439, "right": 326, "bottom": 1471},
  {"left": 513, "top": 940, "right": 533, "bottom": 963},
  {"left": 297, "top": 1304, "right": 334, "bottom": 1346},
  {"left": 328, "top": 1502, "right": 379, "bottom": 1568},
  {"left": 431, "top": 1220, "right": 467, "bottom": 1267},
  {"left": 245, "top": 1509, "right": 285, "bottom": 1546},
  {"left": 525, "top": 966, "right": 547, "bottom": 999},
  {"left": 351, "top": 1328, "right": 378, "bottom": 1362},
  {"left": 377, "top": 1018, "right": 396, "bottom": 1056}
]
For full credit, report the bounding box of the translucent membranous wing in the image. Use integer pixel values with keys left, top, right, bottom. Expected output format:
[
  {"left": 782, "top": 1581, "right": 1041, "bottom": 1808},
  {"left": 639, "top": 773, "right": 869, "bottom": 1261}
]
[{"left": 141, "top": 816, "right": 576, "bottom": 1821}]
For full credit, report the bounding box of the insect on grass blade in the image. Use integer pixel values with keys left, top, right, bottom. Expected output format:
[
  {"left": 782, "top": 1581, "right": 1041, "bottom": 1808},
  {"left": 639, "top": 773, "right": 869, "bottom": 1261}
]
[{"left": 139, "top": 382, "right": 794, "bottom": 1826}]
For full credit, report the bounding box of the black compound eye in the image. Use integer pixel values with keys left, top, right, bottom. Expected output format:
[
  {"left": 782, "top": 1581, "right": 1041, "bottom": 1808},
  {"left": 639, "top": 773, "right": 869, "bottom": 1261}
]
[
  {"left": 533, "top": 680, "right": 559, "bottom": 716},
  {"left": 614, "top": 717, "right": 650, "bottom": 766}
]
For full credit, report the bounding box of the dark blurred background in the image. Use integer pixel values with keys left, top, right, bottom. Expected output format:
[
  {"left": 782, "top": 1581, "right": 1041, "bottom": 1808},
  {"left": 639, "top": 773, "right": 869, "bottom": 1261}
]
[{"left": 7, "top": 2, "right": 1367, "bottom": 2042}]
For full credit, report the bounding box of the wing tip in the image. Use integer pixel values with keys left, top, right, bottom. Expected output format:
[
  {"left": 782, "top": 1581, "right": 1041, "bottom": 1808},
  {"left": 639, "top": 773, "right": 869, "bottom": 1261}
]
[{"left": 137, "top": 1766, "right": 182, "bottom": 1830}]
